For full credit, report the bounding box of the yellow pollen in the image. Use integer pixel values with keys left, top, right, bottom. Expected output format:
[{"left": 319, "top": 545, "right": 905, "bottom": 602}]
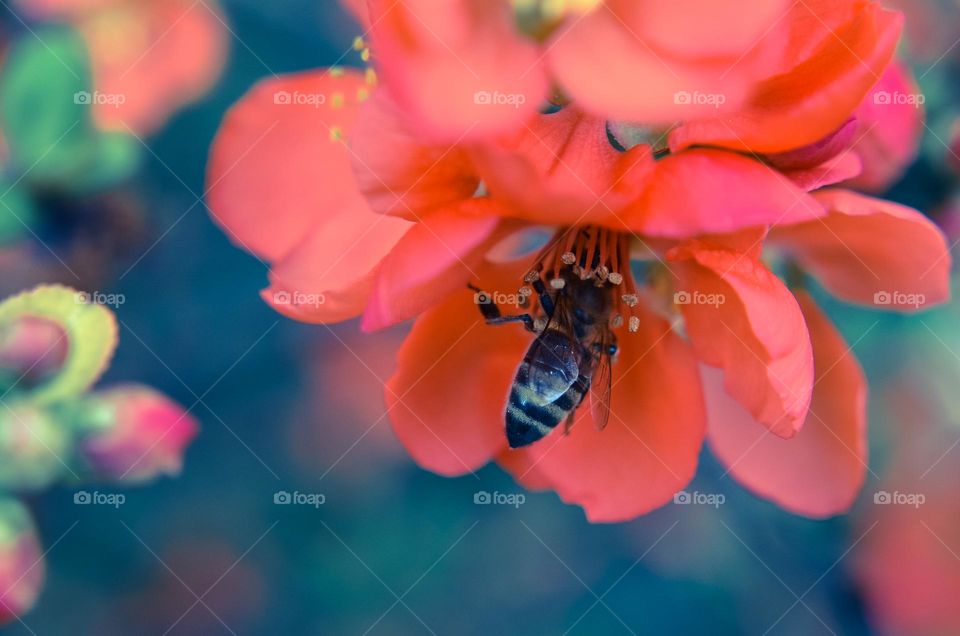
[
  {"left": 331, "top": 93, "right": 345, "bottom": 109},
  {"left": 352, "top": 36, "right": 365, "bottom": 51},
  {"left": 329, "top": 126, "right": 344, "bottom": 142},
  {"left": 330, "top": 66, "right": 345, "bottom": 78},
  {"left": 360, "top": 48, "right": 371, "bottom": 62},
  {"left": 357, "top": 87, "right": 370, "bottom": 102},
  {"left": 365, "top": 68, "right": 378, "bottom": 86}
]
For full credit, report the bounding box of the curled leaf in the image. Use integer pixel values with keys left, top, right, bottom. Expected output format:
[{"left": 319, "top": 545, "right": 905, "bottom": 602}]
[{"left": 0, "top": 286, "right": 118, "bottom": 404}]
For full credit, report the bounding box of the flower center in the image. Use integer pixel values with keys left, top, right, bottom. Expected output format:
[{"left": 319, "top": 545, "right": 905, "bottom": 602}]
[
  {"left": 512, "top": 0, "right": 604, "bottom": 41},
  {"left": 519, "top": 225, "right": 642, "bottom": 333}
]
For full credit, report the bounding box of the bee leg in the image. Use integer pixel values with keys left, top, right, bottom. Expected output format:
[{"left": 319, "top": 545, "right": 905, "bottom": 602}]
[
  {"left": 563, "top": 410, "right": 576, "bottom": 435},
  {"left": 486, "top": 314, "right": 537, "bottom": 331},
  {"left": 531, "top": 278, "right": 555, "bottom": 319},
  {"left": 468, "top": 284, "right": 536, "bottom": 332}
]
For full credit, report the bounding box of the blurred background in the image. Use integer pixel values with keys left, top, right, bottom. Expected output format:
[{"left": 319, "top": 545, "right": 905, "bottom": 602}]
[{"left": 1, "top": 1, "right": 960, "bottom": 634}]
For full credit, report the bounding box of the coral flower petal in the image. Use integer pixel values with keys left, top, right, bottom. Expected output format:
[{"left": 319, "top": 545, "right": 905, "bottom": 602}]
[
  {"left": 367, "top": 0, "right": 549, "bottom": 140},
  {"left": 548, "top": 0, "right": 787, "bottom": 123},
  {"left": 351, "top": 88, "right": 480, "bottom": 218},
  {"left": 385, "top": 260, "right": 533, "bottom": 475},
  {"left": 669, "top": 2, "right": 903, "bottom": 153},
  {"left": 468, "top": 108, "right": 651, "bottom": 225},
  {"left": 669, "top": 237, "right": 814, "bottom": 439},
  {"left": 361, "top": 200, "right": 510, "bottom": 331},
  {"left": 846, "top": 61, "right": 924, "bottom": 193},
  {"left": 781, "top": 152, "right": 863, "bottom": 192},
  {"left": 770, "top": 189, "right": 952, "bottom": 312},
  {"left": 624, "top": 149, "right": 825, "bottom": 238},
  {"left": 208, "top": 69, "right": 372, "bottom": 262},
  {"left": 705, "top": 291, "right": 867, "bottom": 518},
  {"left": 207, "top": 70, "right": 413, "bottom": 322},
  {"left": 499, "top": 302, "right": 706, "bottom": 523},
  {"left": 263, "top": 209, "right": 412, "bottom": 324}
]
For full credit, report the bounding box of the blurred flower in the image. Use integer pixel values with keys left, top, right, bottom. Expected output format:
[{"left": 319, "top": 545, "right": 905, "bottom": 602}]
[
  {"left": 360, "top": 0, "right": 900, "bottom": 142},
  {"left": 78, "top": 384, "right": 198, "bottom": 483},
  {"left": 883, "top": 0, "right": 960, "bottom": 63},
  {"left": 0, "top": 498, "right": 44, "bottom": 625},
  {"left": 852, "top": 373, "right": 960, "bottom": 635},
  {"left": 16, "top": 0, "right": 228, "bottom": 135}
]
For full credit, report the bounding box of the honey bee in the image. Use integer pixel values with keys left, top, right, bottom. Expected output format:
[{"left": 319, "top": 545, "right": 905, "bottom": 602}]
[{"left": 472, "top": 264, "right": 618, "bottom": 448}]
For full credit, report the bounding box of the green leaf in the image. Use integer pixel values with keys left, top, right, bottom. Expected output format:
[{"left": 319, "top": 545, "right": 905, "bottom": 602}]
[
  {"left": 0, "top": 29, "right": 96, "bottom": 185},
  {"left": 0, "top": 285, "right": 118, "bottom": 404},
  {"left": 76, "top": 131, "right": 141, "bottom": 193}
]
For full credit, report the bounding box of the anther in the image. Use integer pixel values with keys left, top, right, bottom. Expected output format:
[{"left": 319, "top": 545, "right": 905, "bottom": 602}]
[
  {"left": 524, "top": 271, "right": 540, "bottom": 284},
  {"left": 628, "top": 316, "right": 640, "bottom": 333},
  {"left": 607, "top": 272, "right": 623, "bottom": 285},
  {"left": 621, "top": 294, "right": 639, "bottom": 307},
  {"left": 611, "top": 314, "right": 624, "bottom": 328},
  {"left": 550, "top": 278, "right": 566, "bottom": 289},
  {"left": 518, "top": 286, "right": 533, "bottom": 297},
  {"left": 561, "top": 252, "right": 576, "bottom": 265},
  {"left": 596, "top": 265, "right": 609, "bottom": 280}
]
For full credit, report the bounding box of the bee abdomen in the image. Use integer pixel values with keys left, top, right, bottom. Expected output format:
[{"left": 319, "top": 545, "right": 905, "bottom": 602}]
[{"left": 505, "top": 381, "right": 584, "bottom": 449}]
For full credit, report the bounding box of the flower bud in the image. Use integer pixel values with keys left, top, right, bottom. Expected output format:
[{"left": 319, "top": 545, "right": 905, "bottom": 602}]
[
  {"left": 0, "top": 499, "right": 44, "bottom": 624},
  {"left": 0, "top": 317, "right": 68, "bottom": 388},
  {"left": 0, "top": 404, "right": 72, "bottom": 491},
  {"left": 78, "top": 385, "right": 198, "bottom": 483}
]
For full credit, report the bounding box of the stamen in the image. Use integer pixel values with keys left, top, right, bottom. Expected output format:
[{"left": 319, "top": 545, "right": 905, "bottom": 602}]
[{"left": 514, "top": 226, "right": 642, "bottom": 336}]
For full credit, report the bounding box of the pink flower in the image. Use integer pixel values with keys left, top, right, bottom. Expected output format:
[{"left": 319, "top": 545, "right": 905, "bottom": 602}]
[
  {"left": 17, "top": 0, "right": 228, "bottom": 134},
  {"left": 79, "top": 384, "right": 198, "bottom": 483},
  {"left": 852, "top": 377, "right": 960, "bottom": 634},
  {"left": 209, "top": 43, "right": 949, "bottom": 521},
  {"left": 0, "top": 500, "right": 44, "bottom": 625}
]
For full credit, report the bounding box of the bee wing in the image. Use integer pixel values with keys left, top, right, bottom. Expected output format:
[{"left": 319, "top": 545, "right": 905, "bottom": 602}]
[{"left": 590, "top": 350, "right": 613, "bottom": 432}]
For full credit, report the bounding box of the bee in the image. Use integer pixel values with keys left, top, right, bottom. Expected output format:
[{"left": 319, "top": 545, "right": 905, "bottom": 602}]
[{"left": 472, "top": 266, "right": 618, "bottom": 448}]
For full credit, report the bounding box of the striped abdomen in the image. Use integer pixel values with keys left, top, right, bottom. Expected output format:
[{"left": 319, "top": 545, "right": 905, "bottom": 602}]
[{"left": 505, "top": 358, "right": 589, "bottom": 448}]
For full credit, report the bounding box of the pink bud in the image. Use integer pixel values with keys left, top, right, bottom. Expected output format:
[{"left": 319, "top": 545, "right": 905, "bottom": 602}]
[
  {"left": 0, "top": 500, "right": 44, "bottom": 624},
  {"left": 80, "top": 385, "right": 198, "bottom": 483},
  {"left": 0, "top": 317, "right": 68, "bottom": 386}
]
